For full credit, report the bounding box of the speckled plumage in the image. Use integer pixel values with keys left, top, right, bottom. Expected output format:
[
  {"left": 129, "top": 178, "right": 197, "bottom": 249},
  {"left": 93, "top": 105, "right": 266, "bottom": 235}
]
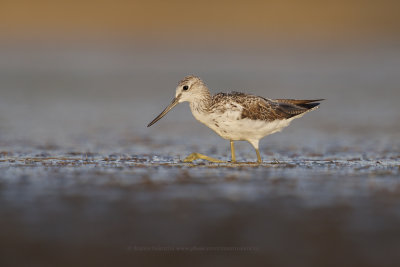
[
  {"left": 148, "top": 75, "right": 323, "bottom": 163},
  {"left": 210, "top": 92, "right": 320, "bottom": 122}
]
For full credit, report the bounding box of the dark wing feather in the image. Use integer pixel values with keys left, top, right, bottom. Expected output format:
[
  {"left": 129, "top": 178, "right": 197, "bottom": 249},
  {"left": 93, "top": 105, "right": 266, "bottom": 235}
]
[
  {"left": 240, "top": 98, "right": 291, "bottom": 121},
  {"left": 241, "top": 97, "right": 322, "bottom": 121},
  {"left": 274, "top": 99, "right": 324, "bottom": 109},
  {"left": 211, "top": 93, "right": 322, "bottom": 122},
  {"left": 274, "top": 99, "right": 324, "bottom": 104}
]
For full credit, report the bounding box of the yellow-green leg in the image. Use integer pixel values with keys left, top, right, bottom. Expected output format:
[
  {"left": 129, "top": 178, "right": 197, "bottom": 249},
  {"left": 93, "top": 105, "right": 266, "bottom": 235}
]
[
  {"left": 230, "top": 140, "right": 236, "bottom": 163},
  {"left": 248, "top": 140, "right": 262, "bottom": 164},
  {"left": 255, "top": 148, "right": 262, "bottom": 163},
  {"left": 183, "top": 153, "right": 225, "bottom": 163}
]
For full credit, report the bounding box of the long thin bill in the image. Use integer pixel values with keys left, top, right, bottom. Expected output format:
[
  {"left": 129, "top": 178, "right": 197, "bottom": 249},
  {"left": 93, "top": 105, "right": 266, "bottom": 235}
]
[{"left": 147, "top": 97, "right": 180, "bottom": 127}]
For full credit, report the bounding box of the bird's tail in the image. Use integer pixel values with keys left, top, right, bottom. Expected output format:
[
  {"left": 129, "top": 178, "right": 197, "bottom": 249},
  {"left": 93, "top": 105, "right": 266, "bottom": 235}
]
[{"left": 275, "top": 99, "right": 324, "bottom": 110}]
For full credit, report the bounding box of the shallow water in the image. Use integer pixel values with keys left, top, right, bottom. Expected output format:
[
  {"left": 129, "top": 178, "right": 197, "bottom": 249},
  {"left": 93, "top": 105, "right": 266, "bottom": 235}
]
[{"left": 0, "top": 43, "right": 400, "bottom": 266}]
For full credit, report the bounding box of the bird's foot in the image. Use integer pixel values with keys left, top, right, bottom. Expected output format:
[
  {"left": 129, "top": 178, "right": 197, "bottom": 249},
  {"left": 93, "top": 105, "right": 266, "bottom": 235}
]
[{"left": 183, "top": 153, "right": 226, "bottom": 163}]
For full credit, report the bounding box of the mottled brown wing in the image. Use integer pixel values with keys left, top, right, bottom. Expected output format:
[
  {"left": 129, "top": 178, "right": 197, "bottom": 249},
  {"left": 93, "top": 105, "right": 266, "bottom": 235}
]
[
  {"left": 211, "top": 93, "right": 321, "bottom": 122},
  {"left": 210, "top": 92, "right": 248, "bottom": 113},
  {"left": 240, "top": 97, "right": 310, "bottom": 121}
]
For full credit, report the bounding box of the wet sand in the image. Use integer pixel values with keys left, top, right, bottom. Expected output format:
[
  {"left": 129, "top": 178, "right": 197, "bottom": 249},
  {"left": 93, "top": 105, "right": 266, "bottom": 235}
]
[{"left": 0, "top": 43, "right": 400, "bottom": 266}]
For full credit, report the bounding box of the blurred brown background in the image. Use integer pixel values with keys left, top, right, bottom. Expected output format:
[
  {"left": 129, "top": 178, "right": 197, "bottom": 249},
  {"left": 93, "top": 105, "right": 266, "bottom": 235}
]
[
  {"left": 1, "top": 0, "right": 399, "bottom": 42},
  {"left": 0, "top": 0, "right": 399, "bottom": 151},
  {"left": 1, "top": 2, "right": 400, "bottom": 267},
  {"left": 0, "top": 0, "right": 399, "bottom": 141}
]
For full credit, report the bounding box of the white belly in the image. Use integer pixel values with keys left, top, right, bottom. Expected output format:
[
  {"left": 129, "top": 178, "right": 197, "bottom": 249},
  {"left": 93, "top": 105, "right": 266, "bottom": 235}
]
[{"left": 192, "top": 108, "right": 301, "bottom": 142}]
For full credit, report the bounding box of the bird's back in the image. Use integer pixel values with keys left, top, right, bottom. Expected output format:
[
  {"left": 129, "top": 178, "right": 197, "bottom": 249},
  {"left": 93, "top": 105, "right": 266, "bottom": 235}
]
[{"left": 210, "top": 92, "right": 323, "bottom": 122}]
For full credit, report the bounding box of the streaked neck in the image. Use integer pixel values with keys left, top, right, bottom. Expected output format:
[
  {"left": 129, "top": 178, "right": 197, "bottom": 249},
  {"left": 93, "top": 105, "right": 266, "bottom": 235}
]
[{"left": 189, "top": 91, "right": 212, "bottom": 114}]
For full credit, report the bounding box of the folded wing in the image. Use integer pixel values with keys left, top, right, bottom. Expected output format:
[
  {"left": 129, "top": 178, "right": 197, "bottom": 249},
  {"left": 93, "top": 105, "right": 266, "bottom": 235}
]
[
  {"left": 211, "top": 92, "right": 323, "bottom": 122},
  {"left": 241, "top": 97, "right": 323, "bottom": 121}
]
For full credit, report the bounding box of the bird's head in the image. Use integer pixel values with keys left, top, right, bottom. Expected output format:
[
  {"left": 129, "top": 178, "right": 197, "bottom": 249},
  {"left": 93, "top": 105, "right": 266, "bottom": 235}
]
[
  {"left": 147, "top": 75, "right": 208, "bottom": 127},
  {"left": 174, "top": 75, "right": 208, "bottom": 103}
]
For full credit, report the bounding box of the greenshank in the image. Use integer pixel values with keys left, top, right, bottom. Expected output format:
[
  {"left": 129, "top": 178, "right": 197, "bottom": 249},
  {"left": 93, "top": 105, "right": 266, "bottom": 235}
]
[{"left": 147, "top": 75, "right": 323, "bottom": 163}]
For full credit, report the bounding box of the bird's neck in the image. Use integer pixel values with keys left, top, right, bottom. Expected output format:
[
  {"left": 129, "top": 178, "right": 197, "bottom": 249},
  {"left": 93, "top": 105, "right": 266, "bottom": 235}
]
[{"left": 189, "top": 91, "right": 212, "bottom": 114}]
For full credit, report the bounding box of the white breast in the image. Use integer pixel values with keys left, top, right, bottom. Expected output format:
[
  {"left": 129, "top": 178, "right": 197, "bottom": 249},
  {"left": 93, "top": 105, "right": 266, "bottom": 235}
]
[{"left": 190, "top": 101, "right": 300, "bottom": 142}]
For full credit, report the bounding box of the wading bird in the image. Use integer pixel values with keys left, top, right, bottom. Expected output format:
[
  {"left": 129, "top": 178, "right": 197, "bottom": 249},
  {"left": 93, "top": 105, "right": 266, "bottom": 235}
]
[{"left": 148, "top": 75, "right": 323, "bottom": 163}]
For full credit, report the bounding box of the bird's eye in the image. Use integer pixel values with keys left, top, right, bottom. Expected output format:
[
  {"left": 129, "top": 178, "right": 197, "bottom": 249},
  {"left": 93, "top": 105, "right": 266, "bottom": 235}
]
[{"left": 183, "top": 85, "right": 189, "bottom": 91}]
